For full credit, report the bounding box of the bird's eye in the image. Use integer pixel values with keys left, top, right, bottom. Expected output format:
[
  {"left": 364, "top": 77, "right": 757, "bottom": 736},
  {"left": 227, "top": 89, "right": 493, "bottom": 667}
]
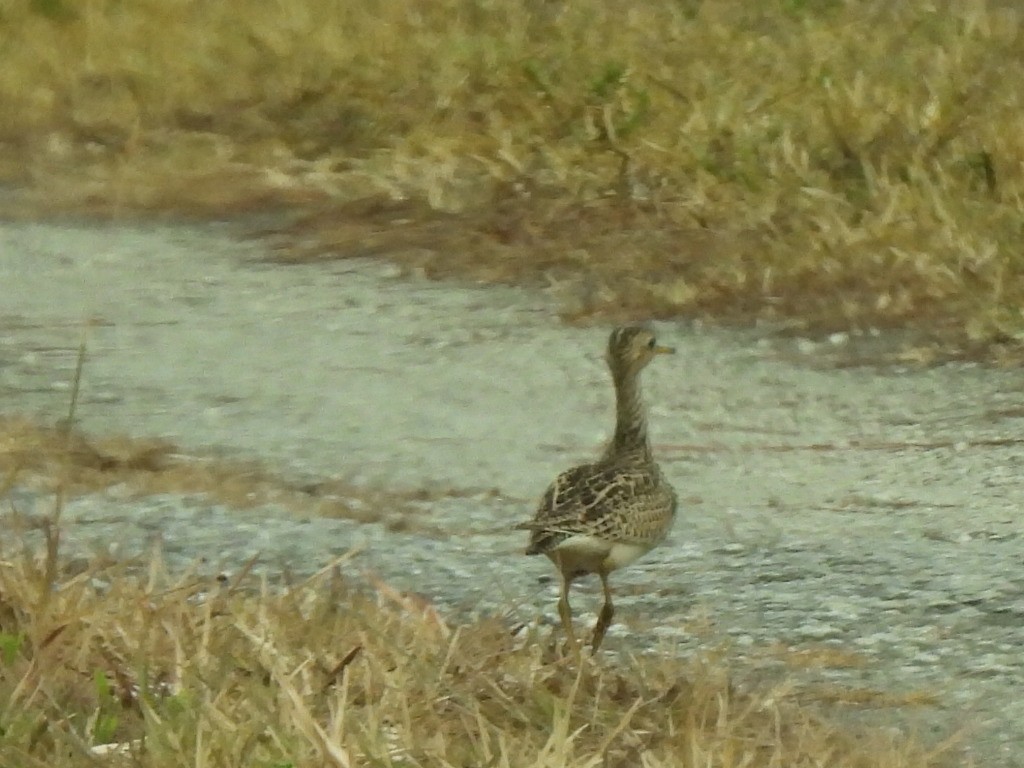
[{"left": 647, "top": 338, "right": 656, "bottom": 349}]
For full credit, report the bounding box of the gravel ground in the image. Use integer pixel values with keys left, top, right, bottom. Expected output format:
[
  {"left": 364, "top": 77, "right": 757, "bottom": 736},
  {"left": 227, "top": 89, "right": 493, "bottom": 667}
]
[{"left": 4, "top": 220, "right": 1024, "bottom": 764}]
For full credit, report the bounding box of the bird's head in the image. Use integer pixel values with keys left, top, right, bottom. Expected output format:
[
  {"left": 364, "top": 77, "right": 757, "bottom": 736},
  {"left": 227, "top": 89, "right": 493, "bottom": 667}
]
[{"left": 605, "top": 326, "right": 675, "bottom": 376}]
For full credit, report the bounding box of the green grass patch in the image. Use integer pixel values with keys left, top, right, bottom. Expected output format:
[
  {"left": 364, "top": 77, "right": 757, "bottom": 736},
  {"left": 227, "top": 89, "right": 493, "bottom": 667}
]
[{"left": 2, "top": 0, "right": 1024, "bottom": 348}]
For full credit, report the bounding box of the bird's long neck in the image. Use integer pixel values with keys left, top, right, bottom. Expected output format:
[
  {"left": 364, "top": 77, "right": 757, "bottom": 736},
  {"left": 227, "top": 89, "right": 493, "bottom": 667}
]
[{"left": 605, "top": 365, "right": 650, "bottom": 459}]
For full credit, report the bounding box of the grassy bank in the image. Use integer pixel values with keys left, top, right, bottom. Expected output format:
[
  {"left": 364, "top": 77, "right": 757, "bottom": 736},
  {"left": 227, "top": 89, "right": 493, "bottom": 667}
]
[
  {"left": 3, "top": 0, "right": 1024, "bottom": 344},
  {"left": 0, "top": 525, "right": 948, "bottom": 767}
]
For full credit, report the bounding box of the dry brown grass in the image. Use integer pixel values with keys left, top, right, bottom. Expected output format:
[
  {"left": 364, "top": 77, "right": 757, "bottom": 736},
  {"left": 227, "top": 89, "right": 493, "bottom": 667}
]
[
  {"left": 3, "top": 0, "right": 1024, "bottom": 349},
  {"left": 0, "top": 524, "right": 955, "bottom": 767}
]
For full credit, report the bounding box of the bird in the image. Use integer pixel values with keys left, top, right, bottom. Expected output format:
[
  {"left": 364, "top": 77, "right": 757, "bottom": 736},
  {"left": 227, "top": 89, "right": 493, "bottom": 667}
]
[{"left": 516, "top": 326, "right": 678, "bottom": 655}]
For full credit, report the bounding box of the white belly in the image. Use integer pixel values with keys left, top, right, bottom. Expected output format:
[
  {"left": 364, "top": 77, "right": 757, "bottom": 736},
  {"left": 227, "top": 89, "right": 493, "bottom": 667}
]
[
  {"left": 549, "top": 535, "right": 652, "bottom": 574},
  {"left": 603, "top": 541, "right": 653, "bottom": 570}
]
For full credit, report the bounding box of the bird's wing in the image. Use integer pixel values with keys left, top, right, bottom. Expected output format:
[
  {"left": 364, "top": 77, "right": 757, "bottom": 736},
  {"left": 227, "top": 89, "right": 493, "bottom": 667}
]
[{"left": 518, "top": 461, "right": 672, "bottom": 552}]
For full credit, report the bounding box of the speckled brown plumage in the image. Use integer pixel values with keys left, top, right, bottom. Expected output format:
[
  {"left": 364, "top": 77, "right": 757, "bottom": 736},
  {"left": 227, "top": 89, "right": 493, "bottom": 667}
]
[
  {"left": 523, "top": 459, "right": 676, "bottom": 561},
  {"left": 517, "top": 326, "right": 677, "bottom": 655}
]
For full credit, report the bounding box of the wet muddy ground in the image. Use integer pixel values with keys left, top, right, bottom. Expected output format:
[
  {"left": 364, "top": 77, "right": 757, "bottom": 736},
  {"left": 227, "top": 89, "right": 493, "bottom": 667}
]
[{"left": 3, "top": 220, "right": 1024, "bottom": 765}]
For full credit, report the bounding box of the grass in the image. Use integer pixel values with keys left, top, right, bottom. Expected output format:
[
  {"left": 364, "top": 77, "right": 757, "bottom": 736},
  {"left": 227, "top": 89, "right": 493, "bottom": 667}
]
[
  {"left": 0, "top": 503, "right": 954, "bottom": 768},
  {"left": 2, "top": 0, "right": 1024, "bottom": 348}
]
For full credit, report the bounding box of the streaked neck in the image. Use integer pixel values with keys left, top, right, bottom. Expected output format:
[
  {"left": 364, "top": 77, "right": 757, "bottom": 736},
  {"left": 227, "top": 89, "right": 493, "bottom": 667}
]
[{"left": 605, "top": 365, "right": 650, "bottom": 458}]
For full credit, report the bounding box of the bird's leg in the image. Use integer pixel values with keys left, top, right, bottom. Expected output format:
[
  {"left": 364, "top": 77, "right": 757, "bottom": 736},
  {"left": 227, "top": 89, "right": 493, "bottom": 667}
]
[
  {"left": 591, "top": 570, "right": 615, "bottom": 653},
  {"left": 556, "top": 568, "right": 581, "bottom": 660}
]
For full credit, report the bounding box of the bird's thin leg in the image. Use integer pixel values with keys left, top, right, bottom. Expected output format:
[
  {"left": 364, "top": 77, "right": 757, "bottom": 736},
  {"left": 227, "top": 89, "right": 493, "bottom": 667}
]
[
  {"left": 591, "top": 570, "right": 615, "bottom": 653},
  {"left": 556, "top": 568, "right": 581, "bottom": 660}
]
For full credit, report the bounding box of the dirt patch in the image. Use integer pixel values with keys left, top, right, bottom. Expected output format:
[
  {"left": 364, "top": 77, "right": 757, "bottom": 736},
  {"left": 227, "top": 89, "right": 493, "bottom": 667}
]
[
  {"left": 261, "top": 192, "right": 1007, "bottom": 351},
  {"left": 0, "top": 417, "right": 466, "bottom": 536}
]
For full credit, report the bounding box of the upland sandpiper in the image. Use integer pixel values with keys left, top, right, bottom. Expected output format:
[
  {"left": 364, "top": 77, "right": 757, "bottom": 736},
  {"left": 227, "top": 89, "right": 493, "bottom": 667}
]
[{"left": 517, "top": 326, "right": 678, "bottom": 654}]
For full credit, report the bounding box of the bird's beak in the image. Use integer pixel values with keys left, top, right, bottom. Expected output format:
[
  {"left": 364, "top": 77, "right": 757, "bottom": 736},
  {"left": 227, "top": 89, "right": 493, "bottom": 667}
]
[{"left": 654, "top": 345, "right": 675, "bottom": 355}]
